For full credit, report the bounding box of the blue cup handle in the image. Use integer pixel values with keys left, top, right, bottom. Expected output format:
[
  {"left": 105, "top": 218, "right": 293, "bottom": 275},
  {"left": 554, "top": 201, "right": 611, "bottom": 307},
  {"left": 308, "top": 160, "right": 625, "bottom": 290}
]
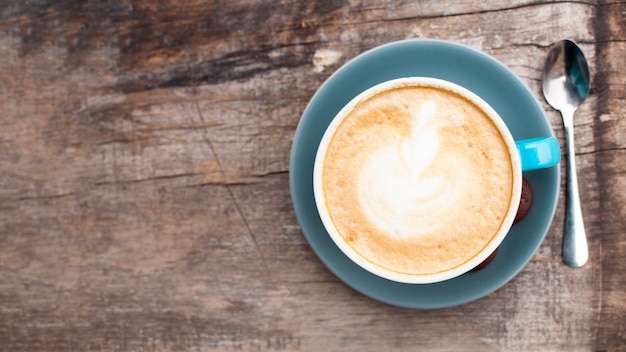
[{"left": 516, "top": 137, "right": 561, "bottom": 172}]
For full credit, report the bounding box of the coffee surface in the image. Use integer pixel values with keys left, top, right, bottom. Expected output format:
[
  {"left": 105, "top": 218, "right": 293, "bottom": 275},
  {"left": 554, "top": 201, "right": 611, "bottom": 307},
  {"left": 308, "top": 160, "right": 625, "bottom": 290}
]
[{"left": 321, "top": 85, "right": 514, "bottom": 276}]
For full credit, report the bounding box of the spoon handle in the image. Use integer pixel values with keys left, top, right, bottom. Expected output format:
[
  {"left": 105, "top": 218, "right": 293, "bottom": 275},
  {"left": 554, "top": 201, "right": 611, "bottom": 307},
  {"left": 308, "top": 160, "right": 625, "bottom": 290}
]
[{"left": 561, "top": 108, "right": 589, "bottom": 267}]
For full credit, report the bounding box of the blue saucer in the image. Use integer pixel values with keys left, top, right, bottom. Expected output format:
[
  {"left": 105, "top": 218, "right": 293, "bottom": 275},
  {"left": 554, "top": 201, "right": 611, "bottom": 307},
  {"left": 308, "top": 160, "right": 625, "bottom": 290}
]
[{"left": 289, "top": 39, "right": 560, "bottom": 309}]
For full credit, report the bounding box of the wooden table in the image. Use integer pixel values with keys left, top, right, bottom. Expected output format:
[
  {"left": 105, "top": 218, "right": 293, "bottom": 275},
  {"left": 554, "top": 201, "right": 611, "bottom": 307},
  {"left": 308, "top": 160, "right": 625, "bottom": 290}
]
[{"left": 1, "top": 1, "right": 624, "bottom": 351}]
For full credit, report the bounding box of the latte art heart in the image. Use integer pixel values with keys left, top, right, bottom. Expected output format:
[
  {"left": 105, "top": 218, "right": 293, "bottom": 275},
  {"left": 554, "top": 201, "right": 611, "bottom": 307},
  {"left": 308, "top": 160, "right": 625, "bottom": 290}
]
[{"left": 358, "top": 100, "right": 462, "bottom": 239}]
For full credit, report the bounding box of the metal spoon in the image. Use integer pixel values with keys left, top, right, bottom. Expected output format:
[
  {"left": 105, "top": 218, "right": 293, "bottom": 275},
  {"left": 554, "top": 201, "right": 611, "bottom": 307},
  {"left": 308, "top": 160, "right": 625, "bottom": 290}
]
[{"left": 542, "top": 39, "right": 590, "bottom": 267}]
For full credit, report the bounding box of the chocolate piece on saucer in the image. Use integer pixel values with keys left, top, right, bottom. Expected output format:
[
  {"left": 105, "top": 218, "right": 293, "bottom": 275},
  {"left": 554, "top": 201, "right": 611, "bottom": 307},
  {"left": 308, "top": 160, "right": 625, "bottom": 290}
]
[
  {"left": 514, "top": 177, "right": 534, "bottom": 223},
  {"left": 471, "top": 248, "right": 498, "bottom": 271}
]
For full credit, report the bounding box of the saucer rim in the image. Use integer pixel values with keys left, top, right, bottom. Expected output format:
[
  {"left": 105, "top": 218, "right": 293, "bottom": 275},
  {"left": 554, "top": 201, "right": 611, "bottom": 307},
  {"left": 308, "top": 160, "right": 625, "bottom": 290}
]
[{"left": 289, "top": 39, "right": 560, "bottom": 309}]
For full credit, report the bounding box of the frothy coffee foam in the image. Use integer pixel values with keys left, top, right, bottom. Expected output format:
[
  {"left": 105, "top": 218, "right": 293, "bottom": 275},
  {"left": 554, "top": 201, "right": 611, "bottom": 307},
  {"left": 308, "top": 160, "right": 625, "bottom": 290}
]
[
  {"left": 321, "top": 85, "right": 514, "bottom": 276},
  {"left": 358, "top": 99, "right": 461, "bottom": 239}
]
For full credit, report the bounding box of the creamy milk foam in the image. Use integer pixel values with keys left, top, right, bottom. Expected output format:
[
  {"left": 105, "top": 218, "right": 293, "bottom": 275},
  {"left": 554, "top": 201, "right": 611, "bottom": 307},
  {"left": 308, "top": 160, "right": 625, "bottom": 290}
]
[{"left": 319, "top": 83, "right": 515, "bottom": 277}]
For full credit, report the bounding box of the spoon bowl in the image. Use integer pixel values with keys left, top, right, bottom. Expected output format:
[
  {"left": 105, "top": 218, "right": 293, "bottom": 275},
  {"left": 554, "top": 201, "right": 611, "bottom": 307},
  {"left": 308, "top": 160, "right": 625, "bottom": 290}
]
[
  {"left": 543, "top": 40, "right": 590, "bottom": 110},
  {"left": 542, "top": 39, "right": 590, "bottom": 267}
]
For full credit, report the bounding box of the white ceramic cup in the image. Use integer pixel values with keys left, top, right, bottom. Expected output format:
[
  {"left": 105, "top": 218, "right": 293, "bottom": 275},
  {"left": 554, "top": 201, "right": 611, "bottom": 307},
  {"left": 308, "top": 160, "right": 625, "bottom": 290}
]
[{"left": 313, "top": 77, "right": 560, "bottom": 284}]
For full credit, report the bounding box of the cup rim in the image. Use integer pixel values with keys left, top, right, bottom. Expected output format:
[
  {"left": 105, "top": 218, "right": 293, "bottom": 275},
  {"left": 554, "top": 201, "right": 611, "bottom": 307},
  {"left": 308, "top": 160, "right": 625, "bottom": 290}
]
[{"left": 313, "top": 77, "right": 523, "bottom": 284}]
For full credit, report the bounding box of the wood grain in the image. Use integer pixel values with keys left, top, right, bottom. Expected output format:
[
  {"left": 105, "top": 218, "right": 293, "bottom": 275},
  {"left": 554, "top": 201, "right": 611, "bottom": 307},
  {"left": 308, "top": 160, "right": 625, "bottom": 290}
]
[
  {"left": 591, "top": 2, "right": 626, "bottom": 351},
  {"left": 0, "top": 1, "right": 624, "bottom": 351}
]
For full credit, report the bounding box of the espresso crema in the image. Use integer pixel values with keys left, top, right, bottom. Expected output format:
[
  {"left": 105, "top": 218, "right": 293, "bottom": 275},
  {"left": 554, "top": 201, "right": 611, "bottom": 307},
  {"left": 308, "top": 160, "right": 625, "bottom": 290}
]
[{"left": 320, "top": 84, "right": 515, "bottom": 276}]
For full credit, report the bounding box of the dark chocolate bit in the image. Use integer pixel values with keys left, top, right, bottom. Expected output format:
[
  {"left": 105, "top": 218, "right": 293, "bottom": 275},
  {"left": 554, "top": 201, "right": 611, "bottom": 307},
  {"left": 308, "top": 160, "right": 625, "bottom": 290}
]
[
  {"left": 471, "top": 248, "right": 498, "bottom": 271},
  {"left": 514, "top": 177, "right": 534, "bottom": 223}
]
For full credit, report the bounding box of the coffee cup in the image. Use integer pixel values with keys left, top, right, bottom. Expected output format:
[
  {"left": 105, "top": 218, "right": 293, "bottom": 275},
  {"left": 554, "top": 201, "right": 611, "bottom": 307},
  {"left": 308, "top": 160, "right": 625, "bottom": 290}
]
[{"left": 313, "top": 77, "right": 560, "bottom": 284}]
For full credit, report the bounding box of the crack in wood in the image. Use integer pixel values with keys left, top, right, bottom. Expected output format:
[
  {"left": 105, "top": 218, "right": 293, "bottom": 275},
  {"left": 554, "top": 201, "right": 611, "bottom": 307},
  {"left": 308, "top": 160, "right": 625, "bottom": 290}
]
[
  {"left": 333, "top": 0, "right": 596, "bottom": 26},
  {"left": 93, "top": 172, "right": 204, "bottom": 186},
  {"left": 179, "top": 170, "right": 288, "bottom": 188},
  {"left": 168, "top": 41, "right": 323, "bottom": 88},
  {"left": 11, "top": 192, "right": 76, "bottom": 202},
  {"left": 578, "top": 146, "right": 626, "bottom": 156},
  {"left": 189, "top": 87, "right": 277, "bottom": 284}
]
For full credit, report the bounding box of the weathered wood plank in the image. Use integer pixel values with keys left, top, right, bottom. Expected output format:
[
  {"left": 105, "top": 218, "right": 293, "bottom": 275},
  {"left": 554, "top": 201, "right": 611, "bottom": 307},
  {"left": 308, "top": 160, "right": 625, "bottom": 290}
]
[
  {"left": 592, "top": 1, "right": 626, "bottom": 350},
  {"left": 0, "top": 1, "right": 624, "bottom": 351}
]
